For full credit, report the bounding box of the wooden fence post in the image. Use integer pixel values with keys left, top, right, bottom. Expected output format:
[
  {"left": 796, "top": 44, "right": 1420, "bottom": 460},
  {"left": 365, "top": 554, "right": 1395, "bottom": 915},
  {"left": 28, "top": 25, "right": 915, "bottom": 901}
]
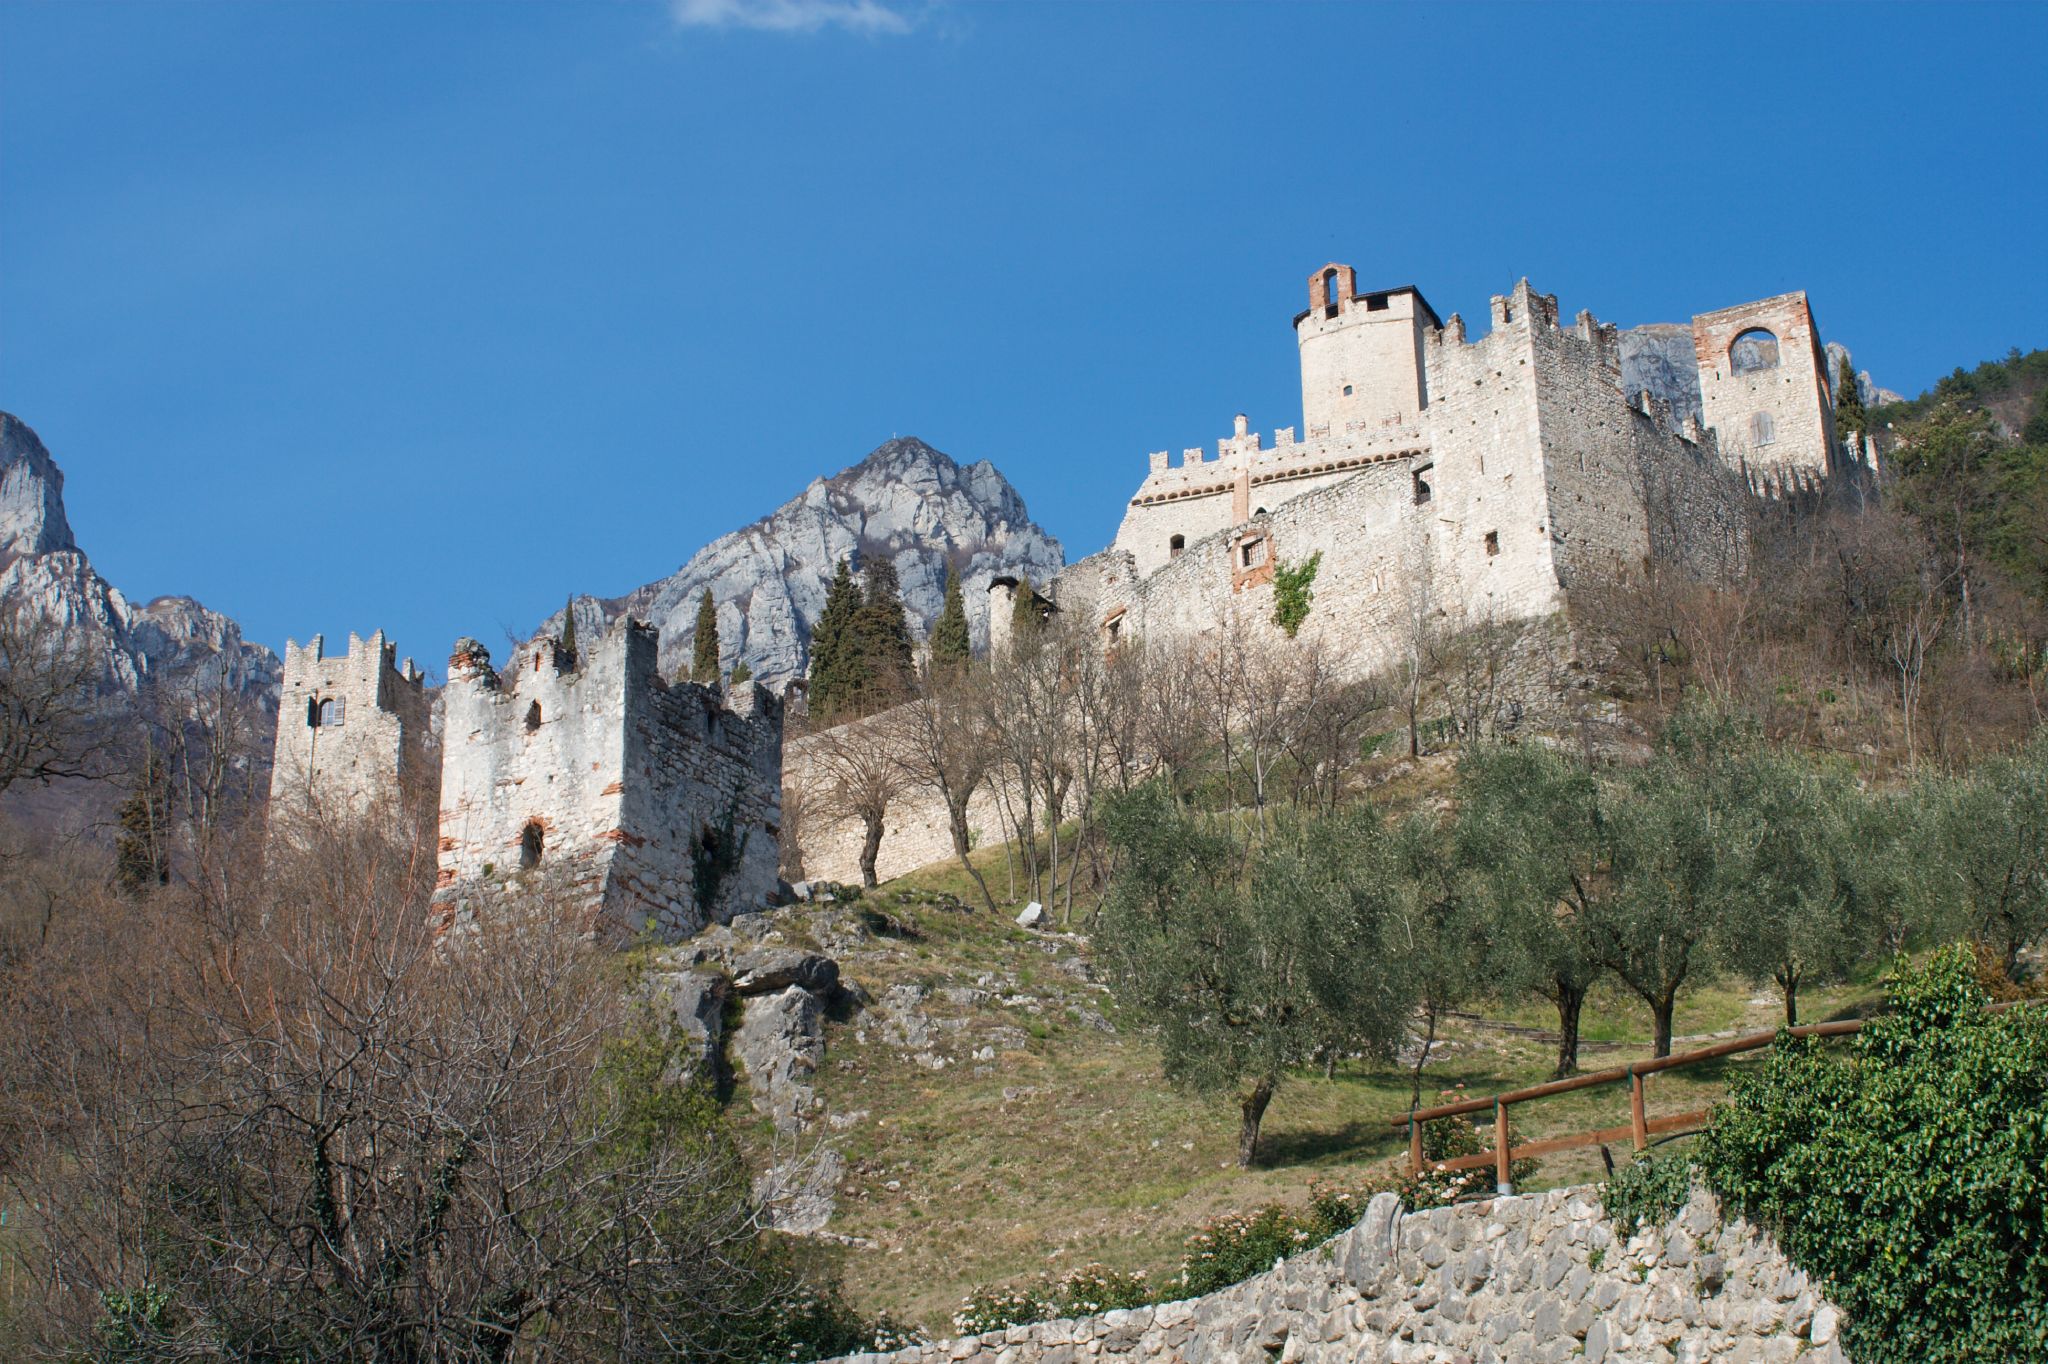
[
  {"left": 1409, "top": 1115, "right": 1422, "bottom": 1178},
  {"left": 1494, "top": 1099, "right": 1512, "bottom": 1195},
  {"left": 1629, "top": 1067, "right": 1648, "bottom": 1153}
]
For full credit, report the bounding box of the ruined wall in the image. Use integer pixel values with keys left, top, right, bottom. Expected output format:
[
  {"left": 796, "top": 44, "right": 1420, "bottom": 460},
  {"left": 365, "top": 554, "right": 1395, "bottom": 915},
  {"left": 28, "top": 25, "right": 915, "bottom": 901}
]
[
  {"left": 431, "top": 620, "right": 781, "bottom": 942},
  {"left": 1694, "top": 292, "right": 1837, "bottom": 481},
  {"left": 820, "top": 1186, "right": 1850, "bottom": 1364},
  {"left": 268, "top": 629, "right": 435, "bottom": 825}
]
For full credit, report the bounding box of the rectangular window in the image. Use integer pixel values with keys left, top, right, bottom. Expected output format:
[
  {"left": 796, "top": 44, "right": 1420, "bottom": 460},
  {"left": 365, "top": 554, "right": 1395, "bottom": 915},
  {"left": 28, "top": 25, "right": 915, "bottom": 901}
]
[
  {"left": 1485, "top": 531, "right": 1500, "bottom": 557},
  {"left": 1412, "top": 465, "right": 1433, "bottom": 505},
  {"left": 1366, "top": 293, "right": 1390, "bottom": 312}
]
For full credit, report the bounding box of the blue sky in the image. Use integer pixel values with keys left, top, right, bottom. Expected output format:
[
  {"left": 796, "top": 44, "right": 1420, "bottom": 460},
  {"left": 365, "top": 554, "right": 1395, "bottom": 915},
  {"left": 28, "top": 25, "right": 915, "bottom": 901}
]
[{"left": 4, "top": 0, "right": 2044, "bottom": 671}]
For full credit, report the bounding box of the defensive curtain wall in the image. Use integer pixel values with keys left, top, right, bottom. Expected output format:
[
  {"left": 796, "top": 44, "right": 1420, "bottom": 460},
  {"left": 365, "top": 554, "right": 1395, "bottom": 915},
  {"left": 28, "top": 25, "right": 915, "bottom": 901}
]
[
  {"left": 821, "top": 1186, "right": 1850, "bottom": 1364},
  {"left": 431, "top": 620, "right": 784, "bottom": 943},
  {"left": 267, "top": 618, "right": 785, "bottom": 945}
]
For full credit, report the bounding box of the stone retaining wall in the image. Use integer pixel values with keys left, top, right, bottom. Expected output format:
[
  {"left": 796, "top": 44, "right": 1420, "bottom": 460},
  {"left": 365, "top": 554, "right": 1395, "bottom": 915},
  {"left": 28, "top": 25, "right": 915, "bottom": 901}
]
[{"left": 824, "top": 1186, "right": 1848, "bottom": 1364}]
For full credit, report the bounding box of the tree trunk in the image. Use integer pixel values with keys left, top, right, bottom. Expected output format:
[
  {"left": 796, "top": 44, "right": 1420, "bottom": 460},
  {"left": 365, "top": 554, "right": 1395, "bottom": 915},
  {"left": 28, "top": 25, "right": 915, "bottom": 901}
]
[
  {"left": 1407, "top": 1004, "right": 1440, "bottom": 1110},
  {"left": 1652, "top": 993, "right": 1676, "bottom": 1058},
  {"left": 1778, "top": 970, "right": 1800, "bottom": 1027},
  {"left": 858, "top": 812, "right": 884, "bottom": 889},
  {"left": 1237, "top": 1075, "right": 1275, "bottom": 1169},
  {"left": 1553, "top": 981, "right": 1586, "bottom": 1080},
  {"left": 947, "top": 798, "right": 996, "bottom": 913}
]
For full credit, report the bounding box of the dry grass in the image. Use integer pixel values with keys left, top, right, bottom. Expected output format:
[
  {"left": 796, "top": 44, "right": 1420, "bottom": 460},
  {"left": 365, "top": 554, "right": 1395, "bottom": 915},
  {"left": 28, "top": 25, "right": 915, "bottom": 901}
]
[{"left": 784, "top": 850, "right": 1888, "bottom": 1334}]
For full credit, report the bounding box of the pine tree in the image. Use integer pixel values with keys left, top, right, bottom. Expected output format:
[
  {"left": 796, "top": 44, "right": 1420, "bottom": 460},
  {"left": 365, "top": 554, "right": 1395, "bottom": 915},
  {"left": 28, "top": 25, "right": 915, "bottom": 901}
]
[
  {"left": 856, "top": 558, "right": 914, "bottom": 698},
  {"left": 691, "top": 590, "right": 721, "bottom": 683},
  {"left": 115, "top": 751, "right": 171, "bottom": 894},
  {"left": 807, "top": 559, "right": 868, "bottom": 718},
  {"left": 559, "top": 596, "right": 578, "bottom": 665},
  {"left": 1836, "top": 353, "right": 1867, "bottom": 436},
  {"left": 930, "top": 565, "right": 972, "bottom": 669}
]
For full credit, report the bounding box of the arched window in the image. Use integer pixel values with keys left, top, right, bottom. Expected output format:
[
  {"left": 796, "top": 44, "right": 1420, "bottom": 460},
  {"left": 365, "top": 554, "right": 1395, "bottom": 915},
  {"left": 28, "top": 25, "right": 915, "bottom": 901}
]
[
  {"left": 316, "top": 697, "right": 345, "bottom": 727},
  {"left": 1322, "top": 268, "right": 1341, "bottom": 317},
  {"left": 1168, "top": 533, "right": 1185, "bottom": 558},
  {"left": 1751, "top": 411, "right": 1777, "bottom": 446},
  {"left": 519, "top": 821, "right": 544, "bottom": 870},
  {"left": 1729, "top": 328, "right": 1781, "bottom": 375},
  {"left": 525, "top": 700, "right": 542, "bottom": 733}
]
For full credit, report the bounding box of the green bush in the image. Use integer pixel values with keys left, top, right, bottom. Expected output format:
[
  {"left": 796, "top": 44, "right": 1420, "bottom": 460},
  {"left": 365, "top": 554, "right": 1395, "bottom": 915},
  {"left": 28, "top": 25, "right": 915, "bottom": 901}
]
[
  {"left": 1178, "top": 1205, "right": 1319, "bottom": 1295},
  {"left": 1600, "top": 1153, "right": 1693, "bottom": 1238},
  {"left": 950, "top": 1265, "right": 1149, "bottom": 1335},
  {"left": 1697, "top": 945, "right": 2048, "bottom": 1364}
]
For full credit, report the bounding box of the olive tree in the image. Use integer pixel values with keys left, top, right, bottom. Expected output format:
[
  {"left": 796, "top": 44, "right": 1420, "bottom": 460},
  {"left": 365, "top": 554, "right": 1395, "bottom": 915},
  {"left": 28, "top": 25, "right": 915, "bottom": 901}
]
[
  {"left": 1093, "top": 784, "right": 1413, "bottom": 1166},
  {"left": 1455, "top": 742, "right": 1612, "bottom": 1077},
  {"left": 1923, "top": 727, "right": 2048, "bottom": 975}
]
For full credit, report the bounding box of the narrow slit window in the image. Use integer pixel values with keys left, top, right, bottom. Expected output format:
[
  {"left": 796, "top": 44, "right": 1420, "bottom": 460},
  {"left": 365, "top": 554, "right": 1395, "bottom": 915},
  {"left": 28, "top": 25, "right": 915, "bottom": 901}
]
[
  {"left": 520, "top": 821, "right": 544, "bottom": 869},
  {"left": 1485, "top": 530, "right": 1500, "bottom": 557}
]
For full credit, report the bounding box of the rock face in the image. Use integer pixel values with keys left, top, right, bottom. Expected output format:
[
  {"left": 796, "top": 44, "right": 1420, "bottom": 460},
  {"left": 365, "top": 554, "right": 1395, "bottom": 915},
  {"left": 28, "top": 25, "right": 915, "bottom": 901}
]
[
  {"left": 823, "top": 1186, "right": 1851, "bottom": 1364},
  {"left": 552, "top": 437, "right": 1064, "bottom": 688},
  {"left": 1824, "top": 341, "right": 1905, "bottom": 410},
  {"left": 1619, "top": 324, "right": 1705, "bottom": 426},
  {"left": 736, "top": 985, "right": 827, "bottom": 1133},
  {"left": 0, "top": 411, "right": 279, "bottom": 710}
]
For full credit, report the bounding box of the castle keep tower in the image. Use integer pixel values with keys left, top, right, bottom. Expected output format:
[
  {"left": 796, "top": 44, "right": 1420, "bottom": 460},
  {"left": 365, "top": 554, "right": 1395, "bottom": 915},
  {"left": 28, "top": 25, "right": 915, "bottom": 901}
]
[
  {"left": 268, "top": 630, "right": 435, "bottom": 825},
  {"left": 1294, "top": 264, "right": 1440, "bottom": 438},
  {"left": 429, "top": 619, "right": 783, "bottom": 944},
  {"left": 1692, "top": 292, "right": 1837, "bottom": 483}
]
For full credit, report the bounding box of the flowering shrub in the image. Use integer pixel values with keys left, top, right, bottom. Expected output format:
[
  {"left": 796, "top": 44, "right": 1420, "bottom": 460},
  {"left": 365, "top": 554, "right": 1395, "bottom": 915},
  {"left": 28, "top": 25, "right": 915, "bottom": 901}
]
[
  {"left": 951, "top": 1283, "right": 1048, "bottom": 1336},
  {"left": 1178, "top": 1205, "right": 1317, "bottom": 1295},
  {"left": 951, "top": 1265, "right": 1149, "bottom": 1335}
]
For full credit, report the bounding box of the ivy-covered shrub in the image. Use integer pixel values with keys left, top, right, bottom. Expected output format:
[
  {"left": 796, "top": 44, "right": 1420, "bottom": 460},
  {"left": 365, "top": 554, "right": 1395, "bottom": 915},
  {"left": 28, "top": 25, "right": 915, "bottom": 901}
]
[
  {"left": 1271, "top": 552, "right": 1322, "bottom": 637},
  {"left": 1697, "top": 945, "right": 2048, "bottom": 1364},
  {"left": 1600, "top": 1153, "right": 1693, "bottom": 1237}
]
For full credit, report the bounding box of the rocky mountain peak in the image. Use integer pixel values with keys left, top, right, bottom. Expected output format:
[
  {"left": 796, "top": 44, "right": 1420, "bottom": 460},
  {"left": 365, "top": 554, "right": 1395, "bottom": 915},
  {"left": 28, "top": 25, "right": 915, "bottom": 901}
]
[
  {"left": 557, "top": 436, "right": 1064, "bottom": 688},
  {"left": 1, "top": 410, "right": 78, "bottom": 559}
]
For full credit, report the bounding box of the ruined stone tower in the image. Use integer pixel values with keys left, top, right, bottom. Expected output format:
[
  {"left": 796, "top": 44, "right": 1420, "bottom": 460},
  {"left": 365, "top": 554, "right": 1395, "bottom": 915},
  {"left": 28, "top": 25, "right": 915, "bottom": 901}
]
[
  {"left": 1693, "top": 292, "right": 1838, "bottom": 487},
  {"left": 429, "top": 618, "right": 783, "bottom": 944},
  {"left": 268, "top": 630, "right": 436, "bottom": 827}
]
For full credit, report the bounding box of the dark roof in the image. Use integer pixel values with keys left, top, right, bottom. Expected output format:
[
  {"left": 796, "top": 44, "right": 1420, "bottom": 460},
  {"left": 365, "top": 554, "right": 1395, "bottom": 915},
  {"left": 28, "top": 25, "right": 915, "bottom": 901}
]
[{"left": 1293, "top": 284, "right": 1443, "bottom": 330}]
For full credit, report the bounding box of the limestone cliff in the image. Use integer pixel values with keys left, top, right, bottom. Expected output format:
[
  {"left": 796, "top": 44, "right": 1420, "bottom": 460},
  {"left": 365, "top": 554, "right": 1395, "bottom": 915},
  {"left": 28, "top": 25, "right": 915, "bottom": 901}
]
[
  {"left": 555, "top": 437, "right": 1064, "bottom": 687},
  {"left": 0, "top": 411, "right": 279, "bottom": 709}
]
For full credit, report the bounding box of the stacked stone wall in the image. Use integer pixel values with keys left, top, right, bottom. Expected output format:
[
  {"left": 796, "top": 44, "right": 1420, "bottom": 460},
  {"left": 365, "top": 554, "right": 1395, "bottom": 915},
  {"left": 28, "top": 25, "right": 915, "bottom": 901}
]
[{"left": 822, "top": 1186, "right": 1850, "bottom": 1364}]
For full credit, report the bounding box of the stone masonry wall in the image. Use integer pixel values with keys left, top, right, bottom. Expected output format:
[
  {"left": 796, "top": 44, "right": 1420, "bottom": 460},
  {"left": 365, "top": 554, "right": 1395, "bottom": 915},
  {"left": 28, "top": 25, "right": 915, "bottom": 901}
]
[
  {"left": 1693, "top": 292, "right": 1837, "bottom": 483},
  {"left": 823, "top": 1186, "right": 1850, "bottom": 1364},
  {"left": 431, "top": 619, "right": 781, "bottom": 942},
  {"left": 269, "top": 629, "right": 436, "bottom": 825}
]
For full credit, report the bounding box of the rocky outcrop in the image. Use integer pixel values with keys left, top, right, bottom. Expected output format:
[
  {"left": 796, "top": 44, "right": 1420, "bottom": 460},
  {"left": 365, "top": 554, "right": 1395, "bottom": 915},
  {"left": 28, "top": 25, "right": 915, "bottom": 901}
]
[
  {"left": 0, "top": 412, "right": 279, "bottom": 711},
  {"left": 1619, "top": 323, "right": 1704, "bottom": 427},
  {"left": 737, "top": 984, "right": 827, "bottom": 1133},
  {"left": 547, "top": 438, "right": 1064, "bottom": 688},
  {"left": 1823, "top": 342, "right": 1904, "bottom": 410},
  {"left": 823, "top": 1186, "right": 1849, "bottom": 1364}
]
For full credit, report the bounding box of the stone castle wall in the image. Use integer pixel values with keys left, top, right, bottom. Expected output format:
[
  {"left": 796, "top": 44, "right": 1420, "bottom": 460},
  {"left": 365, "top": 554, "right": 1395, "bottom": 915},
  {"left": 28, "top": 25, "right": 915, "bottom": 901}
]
[
  {"left": 269, "top": 629, "right": 436, "bottom": 823},
  {"left": 431, "top": 620, "right": 782, "bottom": 942},
  {"left": 822, "top": 1186, "right": 1849, "bottom": 1364},
  {"left": 784, "top": 710, "right": 1013, "bottom": 888}
]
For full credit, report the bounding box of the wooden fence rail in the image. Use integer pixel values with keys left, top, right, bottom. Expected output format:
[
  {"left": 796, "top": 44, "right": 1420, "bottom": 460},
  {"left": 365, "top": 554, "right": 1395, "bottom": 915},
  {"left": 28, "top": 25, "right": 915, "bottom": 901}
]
[{"left": 1390, "top": 1005, "right": 2017, "bottom": 1194}]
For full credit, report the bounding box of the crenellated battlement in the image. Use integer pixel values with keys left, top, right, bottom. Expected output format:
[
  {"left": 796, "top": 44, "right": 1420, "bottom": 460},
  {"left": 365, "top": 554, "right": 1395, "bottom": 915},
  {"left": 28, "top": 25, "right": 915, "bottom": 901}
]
[{"left": 269, "top": 627, "right": 437, "bottom": 833}]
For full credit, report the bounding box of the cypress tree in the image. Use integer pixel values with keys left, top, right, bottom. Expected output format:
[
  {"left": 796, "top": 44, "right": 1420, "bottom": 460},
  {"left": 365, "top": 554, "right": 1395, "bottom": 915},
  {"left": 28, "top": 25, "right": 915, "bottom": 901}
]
[
  {"left": 691, "top": 590, "right": 721, "bottom": 683},
  {"left": 1010, "top": 576, "right": 1042, "bottom": 644},
  {"left": 559, "top": 596, "right": 578, "bottom": 664},
  {"left": 115, "top": 751, "right": 171, "bottom": 894},
  {"left": 930, "top": 565, "right": 972, "bottom": 669},
  {"left": 808, "top": 559, "right": 867, "bottom": 718},
  {"left": 1836, "top": 353, "right": 1867, "bottom": 436},
  {"left": 857, "top": 558, "right": 915, "bottom": 697}
]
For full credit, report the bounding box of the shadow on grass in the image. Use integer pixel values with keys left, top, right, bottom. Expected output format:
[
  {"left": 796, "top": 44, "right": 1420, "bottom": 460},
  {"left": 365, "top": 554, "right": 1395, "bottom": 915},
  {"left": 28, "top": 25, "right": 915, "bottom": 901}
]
[{"left": 1255, "top": 1117, "right": 1407, "bottom": 1169}]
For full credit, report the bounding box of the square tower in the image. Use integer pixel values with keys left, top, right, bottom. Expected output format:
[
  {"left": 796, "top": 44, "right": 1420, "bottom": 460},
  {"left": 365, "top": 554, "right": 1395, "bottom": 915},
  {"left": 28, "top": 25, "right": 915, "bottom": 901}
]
[
  {"left": 268, "top": 630, "right": 436, "bottom": 829},
  {"left": 1294, "top": 264, "right": 1440, "bottom": 438},
  {"left": 1693, "top": 292, "right": 1837, "bottom": 479},
  {"left": 429, "top": 619, "right": 784, "bottom": 944}
]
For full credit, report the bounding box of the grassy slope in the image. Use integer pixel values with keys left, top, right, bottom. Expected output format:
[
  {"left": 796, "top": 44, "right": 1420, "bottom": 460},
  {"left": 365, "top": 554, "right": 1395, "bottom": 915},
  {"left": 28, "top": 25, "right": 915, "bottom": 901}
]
[{"left": 784, "top": 846, "right": 1887, "bottom": 1334}]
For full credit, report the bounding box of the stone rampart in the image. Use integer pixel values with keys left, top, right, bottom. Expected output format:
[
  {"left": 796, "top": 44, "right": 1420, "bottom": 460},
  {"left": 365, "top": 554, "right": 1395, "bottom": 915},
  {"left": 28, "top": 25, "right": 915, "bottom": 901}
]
[
  {"left": 269, "top": 629, "right": 437, "bottom": 828},
  {"left": 824, "top": 1186, "right": 1849, "bottom": 1364}
]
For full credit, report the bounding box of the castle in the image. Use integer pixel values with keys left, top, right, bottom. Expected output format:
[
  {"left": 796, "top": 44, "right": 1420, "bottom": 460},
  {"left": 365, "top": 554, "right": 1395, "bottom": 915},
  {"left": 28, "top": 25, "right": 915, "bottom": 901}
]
[
  {"left": 270, "top": 619, "right": 784, "bottom": 944},
  {"left": 1012, "top": 267, "right": 1856, "bottom": 669}
]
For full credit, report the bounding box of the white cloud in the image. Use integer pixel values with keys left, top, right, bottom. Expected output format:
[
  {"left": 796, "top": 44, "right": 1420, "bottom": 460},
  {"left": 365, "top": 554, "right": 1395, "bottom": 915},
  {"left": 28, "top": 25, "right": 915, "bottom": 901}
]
[{"left": 670, "top": 0, "right": 917, "bottom": 35}]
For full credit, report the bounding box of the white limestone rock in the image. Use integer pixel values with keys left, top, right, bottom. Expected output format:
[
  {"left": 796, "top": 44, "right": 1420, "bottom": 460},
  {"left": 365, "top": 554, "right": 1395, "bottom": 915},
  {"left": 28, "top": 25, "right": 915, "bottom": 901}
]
[
  {"left": 736, "top": 985, "right": 825, "bottom": 1133},
  {"left": 542, "top": 437, "right": 1065, "bottom": 688}
]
